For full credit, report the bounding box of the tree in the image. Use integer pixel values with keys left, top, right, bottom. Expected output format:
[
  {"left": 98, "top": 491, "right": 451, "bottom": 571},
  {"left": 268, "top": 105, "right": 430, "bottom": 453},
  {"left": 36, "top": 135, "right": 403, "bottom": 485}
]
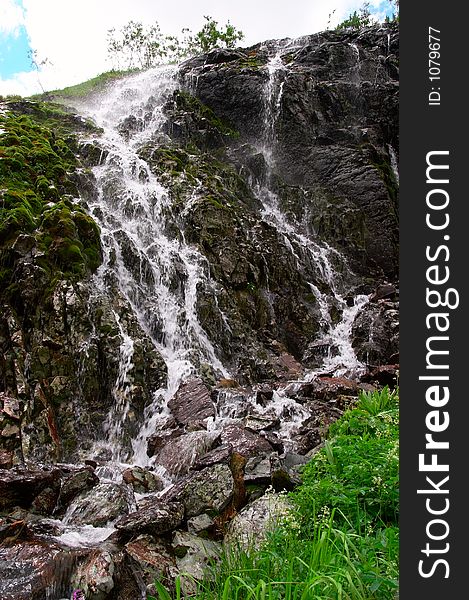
[
  {"left": 107, "top": 16, "right": 244, "bottom": 70},
  {"left": 336, "top": 2, "right": 371, "bottom": 30},
  {"left": 107, "top": 21, "right": 168, "bottom": 70},
  {"left": 28, "top": 49, "right": 53, "bottom": 95},
  {"left": 192, "top": 16, "right": 244, "bottom": 53}
]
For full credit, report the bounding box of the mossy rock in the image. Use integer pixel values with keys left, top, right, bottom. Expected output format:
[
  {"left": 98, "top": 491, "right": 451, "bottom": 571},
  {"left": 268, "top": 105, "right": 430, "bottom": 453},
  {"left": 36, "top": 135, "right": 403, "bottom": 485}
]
[{"left": 0, "top": 102, "right": 102, "bottom": 307}]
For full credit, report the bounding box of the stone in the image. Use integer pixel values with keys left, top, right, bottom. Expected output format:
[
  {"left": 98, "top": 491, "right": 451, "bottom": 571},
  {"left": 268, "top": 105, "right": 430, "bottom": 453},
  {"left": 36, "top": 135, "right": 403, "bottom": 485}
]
[
  {"left": 57, "top": 467, "right": 100, "bottom": 512},
  {"left": 0, "top": 466, "right": 63, "bottom": 511},
  {"left": 122, "top": 466, "right": 164, "bottom": 493},
  {"left": 352, "top": 302, "right": 399, "bottom": 366},
  {"left": 167, "top": 378, "right": 215, "bottom": 427},
  {"left": 224, "top": 492, "right": 294, "bottom": 551},
  {"left": 115, "top": 500, "right": 184, "bottom": 536},
  {"left": 0, "top": 540, "right": 85, "bottom": 600},
  {"left": 72, "top": 550, "right": 115, "bottom": 600},
  {"left": 187, "top": 513, "right": 215, "bottom": 534},
  {"left": 220, "top": 424, "right": 274, "bottom": 458},
  {"left": 125, "top": 535, "right": 175, "bottom": 591},
  {"left": 162, "top": 463, "right": 233, "bottom": 518},
  {"left": 172, "top": 531, "right": 222, "bottom": 596},
  {"left": 153, "top": 430, "right": 220, "bottom": 476},
  {"left": 64, "top": 482, "right": 133, "bottom": 527}
]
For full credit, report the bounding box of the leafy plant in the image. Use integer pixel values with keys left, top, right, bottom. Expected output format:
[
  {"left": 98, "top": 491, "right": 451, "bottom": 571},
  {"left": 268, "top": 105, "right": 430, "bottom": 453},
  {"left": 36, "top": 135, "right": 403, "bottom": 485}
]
[{"left": 107, "top": 16, "right": 244, "bottom": 70}]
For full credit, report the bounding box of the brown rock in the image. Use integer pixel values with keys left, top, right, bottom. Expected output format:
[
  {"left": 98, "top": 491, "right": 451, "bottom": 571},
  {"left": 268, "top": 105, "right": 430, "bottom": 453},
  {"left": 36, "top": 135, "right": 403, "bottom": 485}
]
[
  {"left": 116, "top": 500, "right": 184, "bottom": 536},
  {"left": 221, "top": 425, "right": 274, "bottom": 458},
  {"left": 168, "top": 378, "right": 215, "bottom": 427}
]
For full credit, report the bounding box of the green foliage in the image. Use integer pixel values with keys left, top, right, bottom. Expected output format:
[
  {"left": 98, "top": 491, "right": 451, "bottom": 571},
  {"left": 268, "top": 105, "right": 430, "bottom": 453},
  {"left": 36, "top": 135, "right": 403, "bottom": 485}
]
[
  {"left": 192, "top": 16, "right": 244, "bottom": 54},
  {"left": 0, "top": 105, "right": 102, "bottom": 301},
  {"left": 336, "top": 3, "right": 372, "bottom": 30},
  {"left": 149, "top": 387, "right": 399, "bottom": 599},
  {"left": 107, "top": 16, "right": 244, "bottom": 70},
  {"left": 336, "top": 0, "right": 399, "bottom": 30}
]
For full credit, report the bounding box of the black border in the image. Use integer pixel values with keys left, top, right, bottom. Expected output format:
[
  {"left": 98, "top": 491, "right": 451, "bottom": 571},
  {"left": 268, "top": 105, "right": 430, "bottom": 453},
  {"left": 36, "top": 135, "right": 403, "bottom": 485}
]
[{"left": 400, "top": 2, "right": 467, "bottom": 596}]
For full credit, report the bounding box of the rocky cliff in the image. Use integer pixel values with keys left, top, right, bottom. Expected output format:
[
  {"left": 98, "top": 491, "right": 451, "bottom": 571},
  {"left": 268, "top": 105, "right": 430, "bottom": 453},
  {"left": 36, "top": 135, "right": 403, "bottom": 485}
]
[{"left": 0, "top": 23, "right": 398, "bottom": 599}]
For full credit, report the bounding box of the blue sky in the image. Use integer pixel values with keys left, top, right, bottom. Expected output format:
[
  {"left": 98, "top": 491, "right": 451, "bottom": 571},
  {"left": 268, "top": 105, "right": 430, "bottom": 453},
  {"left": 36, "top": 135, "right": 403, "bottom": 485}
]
[
  {"left": 0, "top": 0, "right": 396, "bottom": 97},
  {"left": 0, "top": 0, "right": 32, "bottom": 77}
]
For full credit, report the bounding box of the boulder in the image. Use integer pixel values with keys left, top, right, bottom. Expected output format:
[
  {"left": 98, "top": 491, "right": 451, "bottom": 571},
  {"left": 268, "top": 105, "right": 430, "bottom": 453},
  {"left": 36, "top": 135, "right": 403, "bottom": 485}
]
[
  {"left": 124, "top": 535, "right": 175, "bottom": 594},
  {"left": 72, "top": 550, "right": 115, "bottom": 600},
  {"left": 153, "top": 430, "right": 220, "bottom": 476},
  {"left": 122, "top": 466, "right": 164, "bottom": 493},
  {"left": 224, "top": 493, "right": 294, "bottom": 551},
  {"left": 168, "top": 378, "right": 215, "bottom": 427},
  {"left": 0, "top": 466, "right": 63, "bottom": 511},
  {"left": 115, "top": 500, "right": 184, "bottom": 536},
  {"left": 163, "top": 463, "right": 233, "bottom": 518},
  {"left": 172, "top": 531, "right": 222, "bottom": 596},
  {"left": 220, "top": 425, "right": 274, "bottom": 458},
  {"left": 64, "top": 482, "right": 133, "bottom": 527}
]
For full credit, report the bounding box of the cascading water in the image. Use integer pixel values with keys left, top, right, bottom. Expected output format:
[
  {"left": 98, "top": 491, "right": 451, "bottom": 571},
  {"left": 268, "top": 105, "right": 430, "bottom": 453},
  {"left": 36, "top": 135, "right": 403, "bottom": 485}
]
[
  {"left": 74, "top": 67, "right": 230, "bottom": 464},
  {"left": 254, "top": 47, "right": 369, "bottom": 378},
  {"left": 74, "top": 47, "right": 370, "bottom": 466}
]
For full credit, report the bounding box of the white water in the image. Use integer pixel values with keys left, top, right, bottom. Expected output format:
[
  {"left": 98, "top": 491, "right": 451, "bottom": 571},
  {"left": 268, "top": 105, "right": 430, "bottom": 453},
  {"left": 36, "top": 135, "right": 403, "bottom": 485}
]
[
  {"left": 75, "top": 67, "right": 229, "bottom": 464},
  {"left": 76, "top": 55, "right": 369, "bottom": 466}
]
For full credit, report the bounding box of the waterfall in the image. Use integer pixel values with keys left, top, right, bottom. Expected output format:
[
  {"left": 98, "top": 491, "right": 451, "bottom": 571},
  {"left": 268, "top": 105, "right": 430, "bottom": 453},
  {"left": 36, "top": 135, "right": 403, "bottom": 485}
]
[
  {"left": 76, "top": 67, "right": 229, "bottom": 464},
  {"left": 71, "top": 54, "right": 369, "bottom": 465},
  {"left": 255, "top": 49, "right": 369, "bottom": 378}
]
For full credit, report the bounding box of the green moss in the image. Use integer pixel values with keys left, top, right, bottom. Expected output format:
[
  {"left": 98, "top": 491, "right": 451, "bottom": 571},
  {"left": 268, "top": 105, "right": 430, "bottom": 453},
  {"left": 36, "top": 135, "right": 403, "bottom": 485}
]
[{"left": 0, "top": 104, "right": 102, "bottom": 306}]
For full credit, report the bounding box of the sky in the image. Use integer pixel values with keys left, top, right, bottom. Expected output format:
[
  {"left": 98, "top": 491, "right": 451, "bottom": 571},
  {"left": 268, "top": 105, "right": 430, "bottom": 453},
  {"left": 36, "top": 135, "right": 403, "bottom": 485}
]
[{"left": 0, "top": 0, "right": 394, "bottom": 97}]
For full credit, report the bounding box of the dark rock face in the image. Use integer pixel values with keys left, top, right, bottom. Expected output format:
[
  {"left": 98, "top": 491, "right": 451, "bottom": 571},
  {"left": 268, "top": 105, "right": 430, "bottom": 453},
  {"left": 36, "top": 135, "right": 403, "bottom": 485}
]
[
  {"left": 352, "top": 296, "right": 399, "bottom": 366},
  {"left": 116, "top": 500, "right": 184, "bottom": 536},
  {"left": 179, "top": 24, "right": 399, "bottom": 280}
]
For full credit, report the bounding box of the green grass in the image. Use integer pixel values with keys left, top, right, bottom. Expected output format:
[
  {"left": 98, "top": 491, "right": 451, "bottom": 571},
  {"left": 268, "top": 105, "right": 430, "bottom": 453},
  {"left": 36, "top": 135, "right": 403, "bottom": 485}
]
[
  {"left": 150, "top": 387, "right": 399, "bottom": 599},
  {"left": 30, "top": 69, "right": 137, "bottom": 101}
]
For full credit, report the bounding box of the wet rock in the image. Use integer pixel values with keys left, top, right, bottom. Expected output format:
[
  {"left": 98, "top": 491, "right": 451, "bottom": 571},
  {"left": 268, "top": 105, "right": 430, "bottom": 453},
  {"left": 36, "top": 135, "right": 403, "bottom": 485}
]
[
  {"left": 296, "top": 376, "right": 361, "bottom": 402},
  {"left": 362, "top": 364, "right": 399, "bottom": 388},
  {"left": 370, "top": 283, "right": 398, "bottom": 302},
  {"left": 224, "top": 493, "right": 293, "bottom": 551},
  {"left": 0, "top": 540, "right": 84, "bottom": 600},
  {"left": 65, "top": 482, "right": 133, "bottom": 527},
  {"left": 168, "top": 378, "right": 215, "bottom": 427},
  {"left": 274, "top": 352, "right": 304, "bottom": 380},
  {"left": 220, "top": 424, "right": 274, "bottom": 458},
  {"left": 352, "top": 301, "right": 399, "bottom": 366},
  {"left": 243, "top": 413, "right": 279, "bottom": 432},
  {"left": 172, "top": 531, "right": 222, "bottom": 596},
  {"left": 0, "top": 466, "right": 63, "bottom": 511},
  {"left": 154, "top": 430, "right": 220, "bottom": 476},
  {"left": 163, "top": 463, "right": 233, "bottom": 518},
  {"left": 193, "top": 444, "right": 233, "bottom": 470},
  {"left": 115, "top": 500, "right": 184, "bottom": 536},
  {"left": 72, "top": 549, "right": 115, "bottom": 600},
  {"left": 57, "top": 467, "right": 100, "bottom": 512},
  {"left": 0, "top": 449, "right": 14, "bottom": 469},
  {"left": 215, "top": 389, "right": 250, "bottom": 419},
  {"left": 122, "top": 466, "right": 164, "bottom": 493},
  {"left": 125, "top": 535, "right": 175, "bottom": 594}
]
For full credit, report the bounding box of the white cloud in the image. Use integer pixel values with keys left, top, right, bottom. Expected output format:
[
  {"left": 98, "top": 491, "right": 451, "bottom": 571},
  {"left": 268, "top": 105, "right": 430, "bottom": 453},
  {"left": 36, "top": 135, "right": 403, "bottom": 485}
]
[
  {"left": 0, "top": 0, "right": 25, "bottom": 37},
  {"left": 1, "top": 0, "right": 378, "bottom": 96}
]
